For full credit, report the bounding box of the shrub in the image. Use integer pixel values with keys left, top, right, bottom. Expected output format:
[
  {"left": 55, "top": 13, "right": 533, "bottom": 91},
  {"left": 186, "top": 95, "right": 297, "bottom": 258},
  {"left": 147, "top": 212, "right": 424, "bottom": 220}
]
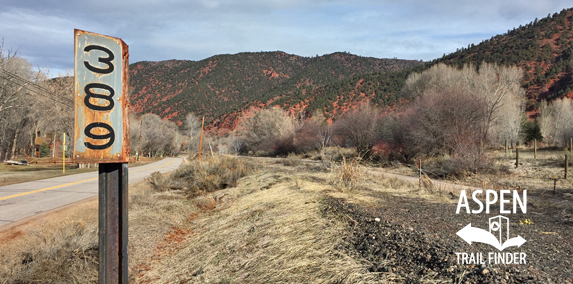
[
  {"left": 282, "top": 153, "right": 302, "bottom": 167},
  {"left": 4, "top": 221, "right": 98, "bottom": 283},
  {"left": 39, "top": 143, "right": 50, "bottom": 158},
  {"left": 171, "top": 156, "right": 255, "bottom": 197},
  {"left": 272, "top": 136, "right": 296, "bottom": 156},
  {"left": 330, "top": 157, "right": 362, "bottom": 189},
  {"left": 293, "top": 120, "right": 321, "bottom": 153},
  {"left": 239, "top": 107, "right": 296, "bottom": 154},
  {"left": 146, "top": 171, "right": 174, "bottom": 191}
]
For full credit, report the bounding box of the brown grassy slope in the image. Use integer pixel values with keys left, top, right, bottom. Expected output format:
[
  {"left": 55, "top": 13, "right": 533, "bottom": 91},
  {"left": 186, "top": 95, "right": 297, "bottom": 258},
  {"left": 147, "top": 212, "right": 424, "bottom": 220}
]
[{"left": 0, "top": 178, "right": 198, "bottom": 283}]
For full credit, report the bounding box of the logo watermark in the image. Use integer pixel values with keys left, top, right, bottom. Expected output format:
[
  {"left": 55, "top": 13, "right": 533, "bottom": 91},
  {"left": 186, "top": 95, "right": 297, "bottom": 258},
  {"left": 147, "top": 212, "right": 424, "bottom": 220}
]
[{"left": 454, "top": 189, "right": 527, "bottom": 265}]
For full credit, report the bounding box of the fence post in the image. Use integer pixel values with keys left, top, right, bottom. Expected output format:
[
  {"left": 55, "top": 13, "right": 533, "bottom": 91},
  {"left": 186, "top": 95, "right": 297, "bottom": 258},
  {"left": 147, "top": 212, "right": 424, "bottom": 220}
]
[
  {"left": 515, "top": 148, "right": 519, "bottom": 168},
  {"left": 418, "top": 159, "right": 422, "bottom": 187},
  {"left": 505, "top": 140, "right": 508, "bottom": 157},
  {"left": 565, "top": 154, "right": 569, "bottom": 180}
]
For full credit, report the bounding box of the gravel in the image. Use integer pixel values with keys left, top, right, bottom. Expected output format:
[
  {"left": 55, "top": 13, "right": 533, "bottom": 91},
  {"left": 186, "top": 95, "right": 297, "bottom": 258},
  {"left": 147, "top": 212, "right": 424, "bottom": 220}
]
[{"left": 322, "top": 194, "right": 573, "bottom": 283}]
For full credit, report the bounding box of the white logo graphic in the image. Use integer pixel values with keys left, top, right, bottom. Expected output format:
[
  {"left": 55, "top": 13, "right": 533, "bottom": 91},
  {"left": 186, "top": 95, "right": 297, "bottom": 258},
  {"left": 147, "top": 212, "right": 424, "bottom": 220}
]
[{"left": 456, "top": 215, "right": 526, "bottom": 251}]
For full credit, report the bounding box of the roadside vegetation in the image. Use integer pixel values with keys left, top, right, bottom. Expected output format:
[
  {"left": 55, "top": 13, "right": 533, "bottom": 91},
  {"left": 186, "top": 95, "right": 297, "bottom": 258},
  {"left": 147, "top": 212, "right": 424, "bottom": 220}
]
[{"left": 2, "top": 153, "right": 570, "bottom": 283}]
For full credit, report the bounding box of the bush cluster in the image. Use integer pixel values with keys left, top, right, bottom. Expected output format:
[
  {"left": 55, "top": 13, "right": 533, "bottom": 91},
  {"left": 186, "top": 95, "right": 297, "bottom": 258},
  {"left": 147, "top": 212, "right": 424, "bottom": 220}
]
[{"left": 170, "top": 156, "right": 255, "bottom": 197}]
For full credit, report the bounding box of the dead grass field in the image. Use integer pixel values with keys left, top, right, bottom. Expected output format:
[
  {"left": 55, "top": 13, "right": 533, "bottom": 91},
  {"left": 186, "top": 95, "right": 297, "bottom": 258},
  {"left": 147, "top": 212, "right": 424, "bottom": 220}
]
[
  {"left": 384, "top": 148, "right": 573, "bottom": 201},
  {"left": 0, "top": 156, "right": 436, "bottom": 283},
  {"left": 0, "top": 154, "right": 570, "bottom": 283}
]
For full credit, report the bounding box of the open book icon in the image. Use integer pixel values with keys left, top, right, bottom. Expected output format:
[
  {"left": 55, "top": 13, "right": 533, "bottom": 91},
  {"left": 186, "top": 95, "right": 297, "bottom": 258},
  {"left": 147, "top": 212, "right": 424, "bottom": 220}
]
[{"left": 456, "top": 222, "right": 526, "bottom": 251}]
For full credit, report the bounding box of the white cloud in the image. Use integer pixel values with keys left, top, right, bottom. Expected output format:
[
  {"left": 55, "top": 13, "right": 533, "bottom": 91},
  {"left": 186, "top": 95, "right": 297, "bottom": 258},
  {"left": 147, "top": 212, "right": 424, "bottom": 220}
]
[{"left": 0, "top": 0, "right": 571, "bottom": 71}]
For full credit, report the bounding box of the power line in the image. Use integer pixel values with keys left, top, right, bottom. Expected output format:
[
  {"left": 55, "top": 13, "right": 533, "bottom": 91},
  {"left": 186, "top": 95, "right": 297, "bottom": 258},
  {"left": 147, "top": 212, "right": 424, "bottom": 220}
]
[
  {"left": 0, "top": 68, "right": 74, "bottom": 107},
  {"left": 0, "top": 68, "right": 74, "bottom": 108}
]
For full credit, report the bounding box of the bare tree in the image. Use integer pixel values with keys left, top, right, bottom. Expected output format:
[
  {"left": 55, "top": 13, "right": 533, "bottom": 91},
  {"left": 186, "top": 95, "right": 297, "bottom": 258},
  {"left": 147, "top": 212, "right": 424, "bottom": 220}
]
[
  {"left": 138, "top": 113, "right": 179, "bottom": 157},
  {"left": 402, "top": 62, "right": 525, "bottom": 150},
  {"left": 538, "top": 99, "right": 554, "bottom": 143},
  {"left": 318, "top": 124, "right": 333, "bottom": 150},
  {"left": 470, "top": 62, "right": 525, "bottom": 147},
  {"left": 400, "top": 88, "right": 487, "bottom": 157},
  {"left": 333, "top": 103, "right": 383, "bottom": 157},
  {"left": 308, "top": 110, "right": 332, "bottom": 150},
  {"left": 239, "top": 107, "right": 295, "bottom": 154},
  {"left": 0, "top": 44, "right": 30, "bottom": 116},
  {"left": 542, "top": 98, "right": 573, "bottom": 146},
  {"left": 185, "top": 113, "right": 202, "bottom": 152},
  {"left": 0, "top": 44, "right": 41, "bottom": 160}
]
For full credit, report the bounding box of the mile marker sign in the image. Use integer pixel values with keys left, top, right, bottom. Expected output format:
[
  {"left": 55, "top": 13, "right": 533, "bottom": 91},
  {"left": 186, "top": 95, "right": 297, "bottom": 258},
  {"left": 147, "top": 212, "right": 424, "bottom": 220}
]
[
  {"left": 74, "top": 29, "right": 130, "bottom": 163},
  {"left": 75, "top": 29, "right": 130, "bottom": 283}
]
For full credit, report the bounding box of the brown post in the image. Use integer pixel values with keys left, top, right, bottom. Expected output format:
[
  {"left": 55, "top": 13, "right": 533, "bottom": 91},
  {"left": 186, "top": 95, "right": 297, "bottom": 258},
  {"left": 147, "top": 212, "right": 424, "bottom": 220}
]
[
  {"left": 198, "top": 116, "right": 205, "bottom": 160},
  {"left": 515, "top": 148, "right": 519, "bottom": 168},
  {"left": 565, "top": 154, "right": 569, "bottom": 180},
  {"left": 505, "top": 140, "right": 508, "bottom": 156},
  {"left": 98, "top": 163, "right": 128, "bottom": 284},
  {"left": 418, "top": 159, "right": 422, "bottom": 187}
]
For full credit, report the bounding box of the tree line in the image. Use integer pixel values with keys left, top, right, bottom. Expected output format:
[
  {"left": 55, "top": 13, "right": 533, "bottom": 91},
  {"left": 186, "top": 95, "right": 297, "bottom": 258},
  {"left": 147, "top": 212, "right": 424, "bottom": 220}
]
[
  {"left": 233, "top": 61, "right": 570, "bottom": 173},
  {"left": 0, "top": 44, "right": 73, "bottom": 161}
]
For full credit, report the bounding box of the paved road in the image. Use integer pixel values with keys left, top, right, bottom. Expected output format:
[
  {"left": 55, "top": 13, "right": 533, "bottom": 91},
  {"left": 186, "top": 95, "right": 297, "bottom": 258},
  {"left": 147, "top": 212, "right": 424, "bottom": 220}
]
[{"left": 0, "top": 157, "right": 183, "bottom": 228}]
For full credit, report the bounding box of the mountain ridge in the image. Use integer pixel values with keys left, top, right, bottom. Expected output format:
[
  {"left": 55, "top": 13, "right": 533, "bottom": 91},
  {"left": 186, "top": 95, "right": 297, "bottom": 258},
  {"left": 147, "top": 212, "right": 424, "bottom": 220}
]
[
  {"left": 128, "top": 51, "right": 424, "bottom": 129},
  {"left": 129, "top": 7, "right": 573, "bottom": 131}
]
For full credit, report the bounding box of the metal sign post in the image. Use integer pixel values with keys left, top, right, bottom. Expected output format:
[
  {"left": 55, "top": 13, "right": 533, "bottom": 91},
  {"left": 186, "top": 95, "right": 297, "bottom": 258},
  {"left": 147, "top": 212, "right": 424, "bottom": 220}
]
[{"left": 74, "top": 29, "right": 130, "bottom": 284}]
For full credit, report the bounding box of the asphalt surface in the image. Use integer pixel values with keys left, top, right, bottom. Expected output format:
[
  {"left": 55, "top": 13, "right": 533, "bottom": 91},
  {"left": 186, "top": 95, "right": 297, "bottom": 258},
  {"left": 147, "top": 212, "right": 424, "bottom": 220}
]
[{"left": 0, "top": 157, "right": 183, "bottom": 228}]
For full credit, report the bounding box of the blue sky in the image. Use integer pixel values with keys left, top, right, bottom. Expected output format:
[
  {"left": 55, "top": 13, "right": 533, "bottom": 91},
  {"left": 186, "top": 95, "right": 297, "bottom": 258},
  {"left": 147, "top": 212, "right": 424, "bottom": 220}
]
[{"left": 1, "top": 0, "right": 572, "bottom": 76}]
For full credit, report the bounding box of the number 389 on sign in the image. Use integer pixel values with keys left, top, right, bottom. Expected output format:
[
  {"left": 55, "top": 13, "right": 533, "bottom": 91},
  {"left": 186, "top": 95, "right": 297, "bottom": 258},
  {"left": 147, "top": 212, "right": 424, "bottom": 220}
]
[{"left": 74, "top": 29, "right": 130, "bottom": 163}]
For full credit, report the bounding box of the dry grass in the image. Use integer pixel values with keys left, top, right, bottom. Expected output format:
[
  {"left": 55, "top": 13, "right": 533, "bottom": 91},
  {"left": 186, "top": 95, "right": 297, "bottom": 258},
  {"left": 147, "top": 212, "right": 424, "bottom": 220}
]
[
  {"left": 168, "top": 156, "right": 255, "bottom": 197},
  {"left": 0, "top": 201, "right": 99, "bottom": 284},
  {"left": 281, "top": 152, "right": 303, "bottom": 167},
  {"left": 0, "top": 193, "right": 100, "bottom": 284},
  {"left": 1, "top": 221, "right": 99, "bottom": 283},
  {"left": 330, "top": 157, "right": 363, "bottom": 190},
  {"left": 0, "top": 164, "right": 95, "bottom": 187},
  {"left": 0, "top": 179, "right": 198, "bottom": 284},
  {"left": 136, "top": 172, "right": 380, "bottom": 284},
  {"left": 382, "top": 149, "right": 573, "bottom": 201}
]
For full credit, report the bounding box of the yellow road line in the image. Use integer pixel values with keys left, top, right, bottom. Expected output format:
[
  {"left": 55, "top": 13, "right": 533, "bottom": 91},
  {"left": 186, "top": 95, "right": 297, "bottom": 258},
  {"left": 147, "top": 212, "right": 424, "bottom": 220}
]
[
  {"left": 131, "top": 158, "right": 175, "bottom": 173},
  {"left": 0, "top": 158, "right": 176, "bottom": 201},
  {"left": 0, "top": 177, "right": 98, "bottom": 201}
]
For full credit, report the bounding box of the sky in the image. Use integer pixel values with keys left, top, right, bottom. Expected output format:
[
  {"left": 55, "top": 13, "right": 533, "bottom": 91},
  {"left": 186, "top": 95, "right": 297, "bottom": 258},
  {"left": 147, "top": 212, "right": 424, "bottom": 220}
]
[{"left": 1, "top": 0, "right": 572, "bottom": 76}]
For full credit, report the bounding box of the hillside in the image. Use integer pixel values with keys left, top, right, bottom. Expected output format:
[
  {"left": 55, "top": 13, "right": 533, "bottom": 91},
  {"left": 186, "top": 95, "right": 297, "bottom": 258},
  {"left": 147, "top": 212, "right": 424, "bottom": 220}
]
[
  {"left": 264, "top": 8, "right": 573, "bottom": 119},
  {"left": 436, "top": 8, "right": 573, "bottom": 109},
  {"left": 130, "top": 7, "right": 573, "bottom": 130},
  {"left": 128, "top": 51, "right": 424, "bottom": 128}
]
